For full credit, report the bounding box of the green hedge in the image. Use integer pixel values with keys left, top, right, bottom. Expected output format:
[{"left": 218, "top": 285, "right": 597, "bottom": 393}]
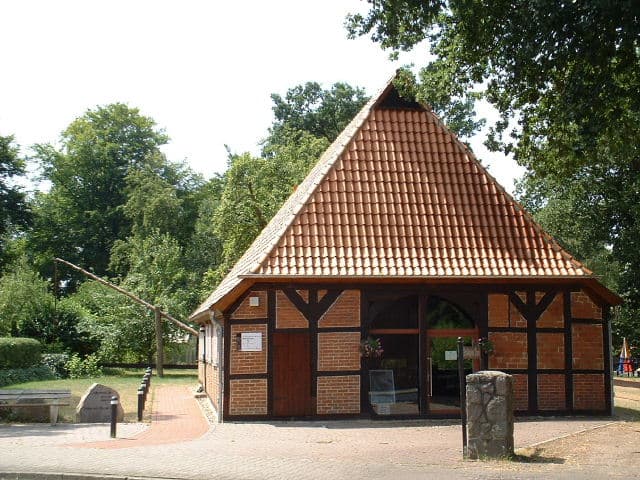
[
  {"left": 0, "top": 337, "right": 42, "bottom": 369},
  {"left": 0, "top": 365, "right": 55, "bottom": 387}
]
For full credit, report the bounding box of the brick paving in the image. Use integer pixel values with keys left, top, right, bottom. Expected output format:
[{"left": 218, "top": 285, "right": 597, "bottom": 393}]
[
  {"left": 76, "top": 385, "right": 209, "bottom": 449},
  {"left": 0, "top": 384, "right": 634, "bottom": 479}
]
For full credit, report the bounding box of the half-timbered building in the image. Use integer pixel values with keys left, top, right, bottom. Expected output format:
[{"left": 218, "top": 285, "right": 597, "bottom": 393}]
[{"left": 190, "top": 76, "right": 620, "bottom": 420}]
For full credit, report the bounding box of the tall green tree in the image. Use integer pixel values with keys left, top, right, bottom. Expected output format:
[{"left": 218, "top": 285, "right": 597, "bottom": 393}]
[
  {"left": 29, "top": 104, "right": 168, "bottom": 283},
  {"left": 208, "top": 82, "right": 368, "bottom": 286},
  {"left": 347, "top": 1, "right": 640, "bottom": 346},
  {"left": 0, "top": 135, "right": 30, "bottom": 268},
  {"left": 266, "top": 81, "right": 368, "bottom": 149}
]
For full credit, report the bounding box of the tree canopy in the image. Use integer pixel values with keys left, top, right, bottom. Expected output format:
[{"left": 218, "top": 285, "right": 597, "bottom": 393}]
[{"left": 0, "top": 135, "right": 30, "bottom": 268}]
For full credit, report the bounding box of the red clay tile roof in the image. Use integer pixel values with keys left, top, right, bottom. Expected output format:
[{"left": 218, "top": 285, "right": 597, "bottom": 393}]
[{"left": 191, "top": 77, "right": 598, "bottom": 318}]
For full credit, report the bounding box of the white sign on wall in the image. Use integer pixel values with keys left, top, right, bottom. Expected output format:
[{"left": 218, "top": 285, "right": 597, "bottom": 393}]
[{"left": 240, "top": 332, "right": 262, "bottom": 352}]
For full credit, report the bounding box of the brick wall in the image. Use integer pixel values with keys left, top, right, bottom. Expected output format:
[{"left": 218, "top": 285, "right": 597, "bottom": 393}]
[
  {"left": 571, "top": 291, "right": 602, "bottom": 319},
  {"left": 231, "top": 290, "right": 268, "bottom": 319},
  {"left": 488, "top": 332, "right": 528, "bottom": 369},
  {"left": 509, "top": 301, "right": 527, "bottom": 328},
  {"left": 318, "top": 290, "right": 360, "bottom": 328},
  {"left": 316, "top": 375, "right": 360, "bottom": 414},
  {"left": 537, "top": 374, "right": 565, "bottom": 410},
  {"left": 512, "top": 373, "right": 529, "bottom": 411},
  {"left": 276, "top": 290, "right": 309, "bottom": 329},
  {"left": 572, "top": 324, "right": 604, "bottom": 370},
  {"left": 204, "top": 362, "right": 221, "bottom": 412},
  {"left": 537, "top": 293, "right": 564, "bottom": 328},
  {"left": 230, "top": 324, "right": 267, "bottom": 375},
  {"left": 317, "top": 332, "right": 361, "bottom": 371},
  {"left": 229, "top": 379, "right": 267, "bottom": 415},
  {"left": 573, "top": 374, "right": 605, "bottom": 411},
  {"left": 488, "top": 294, "right": 509, "bottom": 328},
  {"left": 537, "top": 333, "right": 565, "bottom": 369}
]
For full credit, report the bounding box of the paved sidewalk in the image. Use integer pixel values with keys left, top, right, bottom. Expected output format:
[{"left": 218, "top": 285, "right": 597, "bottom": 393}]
[
  {"left": 76, "top": 385, "right": 209, "bottom": 449},
  {"left": 0, "top": 384, "right": 635, "bottom": 479}
]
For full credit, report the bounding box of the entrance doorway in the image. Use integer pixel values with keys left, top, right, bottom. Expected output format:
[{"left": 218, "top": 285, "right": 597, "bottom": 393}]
[
  {"left": 365, "top": 293, "right": 478, "bottom": 416},
  {"left": 273, "top": 332, "right": 312, "bottom": 416},
  {"left": 426, "top": 296, "right": 478, "bottom": 414}
]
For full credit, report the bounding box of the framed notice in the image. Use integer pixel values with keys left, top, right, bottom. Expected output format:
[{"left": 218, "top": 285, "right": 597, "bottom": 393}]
[{"left": 240, "top": 332, "right": 262, "bottom": 351}]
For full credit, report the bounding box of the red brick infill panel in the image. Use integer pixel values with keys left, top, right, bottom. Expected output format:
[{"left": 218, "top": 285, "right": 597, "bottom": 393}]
[
  {"left": 276, "top": 290, "right": 309, "bottom": 329},
  {"left": 231, "top": 290, "right": 268, "bottom": 319},
  {"left": 572, "top": 324, "right": 604, "bottom": 370},
  {"left": 537, "top": 374, "right": 566, "bottom": 410},
  {"left": 317, "top": 332, "right": 361, "bottom": 371},
  {"left": 230, "top": 324, "right": 268, "bottom": 375},
  {"left": 537, "top": 333, "right": 565, "bottom": 369},
  {"left": 536, "top": 292, "right": 564, "bottom": 328},
  {"left": 512, "top": 373, "right": 529, "bottom": 411},
  {"left": 488, "top": 332, "right": 528, "bottom": 370},
  {"left": 229, "top": 379, "right": 268, "bottom": 415},
  {"left": 571, "top": 291, "right": 602, "bottom": 319},
  {"left": 573, "top": 374, "right": 605, "bottom": 410},
  {"left": 317, "top": 375, "right": 360, "bottom": 414},
  {"left": 318, "top": 290, "right": 360, "bottom": 328}
]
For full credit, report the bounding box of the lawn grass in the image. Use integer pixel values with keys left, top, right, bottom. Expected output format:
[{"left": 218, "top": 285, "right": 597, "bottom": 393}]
[{"left": 4, "top": 368, "right": 197, "bottom": 423}]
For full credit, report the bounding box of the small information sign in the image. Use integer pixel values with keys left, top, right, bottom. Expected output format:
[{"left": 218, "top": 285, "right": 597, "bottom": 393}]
[
  {"left": 240, "top": 332, "right": 262, "bottom": 351},
  {"left": 445, "top": 350, "right": 458, "bottom": 361}
]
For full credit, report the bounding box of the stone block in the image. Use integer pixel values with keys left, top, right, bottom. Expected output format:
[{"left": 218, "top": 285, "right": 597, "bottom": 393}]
[
  {"left": 76, "top": 383, "right": 124, "bottom": 423},
  {"left": 466, "top": 371, "right": 514, "bottom": 459}
]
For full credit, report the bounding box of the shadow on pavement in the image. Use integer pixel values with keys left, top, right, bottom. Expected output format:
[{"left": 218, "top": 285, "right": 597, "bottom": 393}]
[{"left": 512, "top": 447, "right": 565, "bottom": 464}]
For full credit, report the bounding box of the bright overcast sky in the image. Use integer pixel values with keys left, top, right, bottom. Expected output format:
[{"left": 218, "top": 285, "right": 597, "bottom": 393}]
[{"left": 1, "top": 0, "right": 524, "bottom": 192}]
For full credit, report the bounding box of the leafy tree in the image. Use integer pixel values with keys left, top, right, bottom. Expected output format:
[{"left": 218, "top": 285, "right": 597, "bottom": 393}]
[
  {"left": 0, "top": 135, "right": 31, "bottom": 268},
  {"left": 29, "top": 103, "right": 169, "bottom": 284},
  {"left": 207, "top": 81, "right": 367, "bottom": 286},
  {"left": 121, "top": 155, "right": 204, "bottom": 251},
  {"left": 69, "top": 281, "right": 153, "bottom": 363},
  {"left": 347, "top": 0, "right": 640, "bottom": 345},
  {"left": 266, "top": 81, "right": 369, "bottom": 148},
  {"left": 0, "top": 258, "right": 93, "bottom": 353},
  {"left": 212, "top": 130, "right": 329, "bottom": 283}
]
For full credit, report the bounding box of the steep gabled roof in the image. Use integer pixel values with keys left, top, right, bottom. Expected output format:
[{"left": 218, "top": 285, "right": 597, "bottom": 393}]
[{"left": 191, "top": 75, "right": 614, "bottom": 319}]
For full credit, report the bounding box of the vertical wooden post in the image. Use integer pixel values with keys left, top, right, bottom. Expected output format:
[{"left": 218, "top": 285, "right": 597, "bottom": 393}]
[{"left": 155, "top": 306, "right": 164, "bottom": 378}]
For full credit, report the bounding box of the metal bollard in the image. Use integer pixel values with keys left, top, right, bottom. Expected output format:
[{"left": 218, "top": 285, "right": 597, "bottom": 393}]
[
  {"left": 141, "top": 381, "right": 148, "bottom": 404},
  {"left": 143, "top": 373, "right": 150, "bottom": 393},
  {"left": 137, "top": 386, "right": 145, "bottom": 421},
  {"left": 146, "top": 368, "right": 152, "bottom": 387},
  {"left": 110, "top": 396, "right": 118, "bottom": 438}
]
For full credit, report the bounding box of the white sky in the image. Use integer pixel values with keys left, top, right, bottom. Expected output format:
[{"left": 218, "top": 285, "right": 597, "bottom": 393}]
[{"left": 0, "top": 0, "right": 524, "bottom": 192}]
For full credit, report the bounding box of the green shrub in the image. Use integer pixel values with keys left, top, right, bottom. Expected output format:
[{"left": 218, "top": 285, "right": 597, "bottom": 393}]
[
  {"left": 0, "top": 337, "right": 42, "bottom": 369},
  {"left": 0, "top": 365, "right": 55, "bottom": 387},
  {"left": 41, "top": 353, "right": 70, "bottom": 378},
  {"left": 66, "top": 353, "right": 102, "bottom": 378}
]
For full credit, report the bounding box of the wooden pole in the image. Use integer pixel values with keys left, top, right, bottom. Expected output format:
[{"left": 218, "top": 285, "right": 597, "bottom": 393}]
[
  {"left": 53, "top": 258, "right": 197, "bottom": 336},
  {"left": 154, "top": 307, "right": 164, "bottom": 378}
]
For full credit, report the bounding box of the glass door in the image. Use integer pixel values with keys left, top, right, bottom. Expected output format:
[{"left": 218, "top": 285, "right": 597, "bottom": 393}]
[{"left": 427, "top": 335, "right": 474, "bottom": 412}]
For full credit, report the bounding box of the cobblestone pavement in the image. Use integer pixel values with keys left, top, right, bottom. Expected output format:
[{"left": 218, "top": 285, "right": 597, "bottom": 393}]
[{"left": 0, "top": 385, "right": 634, "bottom": 479}]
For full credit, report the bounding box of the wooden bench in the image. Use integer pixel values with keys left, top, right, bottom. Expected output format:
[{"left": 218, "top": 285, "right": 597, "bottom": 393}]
[{"left": 0, "top": 389, "right": 72, "bottom": 425}]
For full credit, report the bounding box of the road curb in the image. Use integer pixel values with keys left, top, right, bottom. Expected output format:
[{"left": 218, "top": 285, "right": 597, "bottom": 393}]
[{"left": 0, "top": 472, "right": 183, "bottom": 480}]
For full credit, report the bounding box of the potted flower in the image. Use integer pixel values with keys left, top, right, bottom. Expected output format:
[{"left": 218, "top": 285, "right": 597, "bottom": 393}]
[{"left": 361, "top": 337, "right": 383, "bottom": 368}]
